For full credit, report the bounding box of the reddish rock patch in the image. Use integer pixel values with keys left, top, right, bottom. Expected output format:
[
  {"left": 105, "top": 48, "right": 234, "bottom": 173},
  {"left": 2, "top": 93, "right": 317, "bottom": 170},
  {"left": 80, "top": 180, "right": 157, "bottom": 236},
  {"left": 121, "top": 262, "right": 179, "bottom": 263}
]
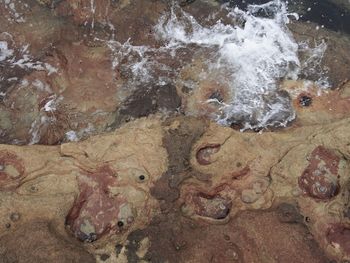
[
  {"left": 0, "top": 151, "right": 26, "bottom": 190},
  {"left": 196, "top": 144, "right": 221, "bottom": 165},
  {"left": 231, "top": 166, "right": 250, "bottom": 179},
  {"left": 298, "top": 146, "right": 340, "bottom": 200},
  {"left": 184, "top": 192, "right": 232, "bottom": 220},
  {"left": 327, "top": 224, "right": 350, "bottom": 255},
  {"left": 66, "top": 165, "right": 133, "bottom": 242}
]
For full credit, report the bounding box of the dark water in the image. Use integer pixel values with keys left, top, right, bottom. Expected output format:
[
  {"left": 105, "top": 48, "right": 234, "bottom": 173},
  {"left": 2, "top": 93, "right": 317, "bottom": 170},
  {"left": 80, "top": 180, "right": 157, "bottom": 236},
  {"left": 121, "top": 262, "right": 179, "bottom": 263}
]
[{"left": 220, "top": 0, "right": 350, "bottom": 34}]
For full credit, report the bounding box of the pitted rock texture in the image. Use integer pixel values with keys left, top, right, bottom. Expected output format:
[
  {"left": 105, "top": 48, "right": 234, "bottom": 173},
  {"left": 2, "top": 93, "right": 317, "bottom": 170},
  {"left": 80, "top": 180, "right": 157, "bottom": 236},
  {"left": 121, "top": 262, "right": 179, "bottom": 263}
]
[
  {"left": 66, "top": 165, "right": 131, "bottom": 242},
  {"left": 0, "top": 117, "right": 168, "bottom": 262},
  {"left": 298, "top": 146, "right": 340, "bottom": 200},
  {"left": 0, "top": 221, "right": 95, "bottom": 263},
  {"left": 0, "top": 116, "right": 348, "bottom": 262},
  {"left": 1, "top": 0, "right": 350, "bottom": 262}
]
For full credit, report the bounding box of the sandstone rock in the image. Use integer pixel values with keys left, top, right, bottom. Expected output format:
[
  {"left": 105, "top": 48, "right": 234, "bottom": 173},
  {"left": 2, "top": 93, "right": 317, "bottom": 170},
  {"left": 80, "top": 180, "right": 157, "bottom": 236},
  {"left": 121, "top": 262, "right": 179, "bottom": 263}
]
[
  {"left": 0, "top": 117, "right": 167, "bottom": 261},
  {"left": 1, "top": 1, "right": 350, "bottom": 261},
  {"left": 0, "top": 221, "right": 95, "bottom": 263},
  {"left": 0, "top": 116, "right": 349, "bottom": 261}
]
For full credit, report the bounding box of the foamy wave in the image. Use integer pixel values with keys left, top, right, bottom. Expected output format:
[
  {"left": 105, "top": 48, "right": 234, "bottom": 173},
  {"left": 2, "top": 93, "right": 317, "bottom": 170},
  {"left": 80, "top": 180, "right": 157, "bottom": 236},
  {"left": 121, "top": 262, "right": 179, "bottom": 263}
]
[
  {"left": 106, "top": 0, "right": 328, "bottom": 130},
  {"left": 0, "top": 33, "right": 57, "bottom": 75},
  {"left": 156, "top": 0, "right": 304, "bottom": 129}
]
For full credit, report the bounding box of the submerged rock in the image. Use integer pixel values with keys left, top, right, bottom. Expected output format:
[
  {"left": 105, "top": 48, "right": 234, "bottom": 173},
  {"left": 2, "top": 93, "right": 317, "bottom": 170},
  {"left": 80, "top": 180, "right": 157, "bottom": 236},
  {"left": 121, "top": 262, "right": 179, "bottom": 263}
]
[{"left": 1, "top": 0, "right": 350, "bottom": 262}]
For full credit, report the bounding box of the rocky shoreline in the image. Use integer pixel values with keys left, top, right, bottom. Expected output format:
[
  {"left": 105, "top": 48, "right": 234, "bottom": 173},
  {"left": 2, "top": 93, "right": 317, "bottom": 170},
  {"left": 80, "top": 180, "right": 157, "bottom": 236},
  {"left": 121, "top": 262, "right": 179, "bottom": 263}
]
[{"left": 0, "top": 0, "right": 350, "bottom": 262}]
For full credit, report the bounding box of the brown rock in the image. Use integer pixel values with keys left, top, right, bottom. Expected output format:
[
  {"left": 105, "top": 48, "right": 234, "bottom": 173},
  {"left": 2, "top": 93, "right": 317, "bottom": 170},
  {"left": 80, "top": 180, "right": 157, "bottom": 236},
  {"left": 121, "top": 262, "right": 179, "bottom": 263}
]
[{"left": 0, "top": 221, "right": 95, "bottom": 263}]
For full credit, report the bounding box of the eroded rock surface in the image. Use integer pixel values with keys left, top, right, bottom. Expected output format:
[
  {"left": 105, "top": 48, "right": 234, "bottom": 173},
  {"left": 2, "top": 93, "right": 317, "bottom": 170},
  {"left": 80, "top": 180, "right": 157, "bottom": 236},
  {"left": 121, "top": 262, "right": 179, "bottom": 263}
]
[
  {"left": 0, "top": 116, "right": 348, "bottom": 262},
  {"left": 1, "top": 0, "right": 350, "bottom": 262}
]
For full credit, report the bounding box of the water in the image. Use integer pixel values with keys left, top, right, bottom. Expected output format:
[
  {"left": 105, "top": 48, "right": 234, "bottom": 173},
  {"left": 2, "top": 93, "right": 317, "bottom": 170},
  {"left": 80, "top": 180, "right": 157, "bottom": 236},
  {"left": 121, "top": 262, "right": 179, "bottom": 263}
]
[
  {"left": 0, "top": 0, "right": 349, "bottom": 144},
  {"left": 111, "top": 0, "right": 329, "bottom": 130},
  {"left": 222, "top": 0, "right": 350, "bottom": 34}
]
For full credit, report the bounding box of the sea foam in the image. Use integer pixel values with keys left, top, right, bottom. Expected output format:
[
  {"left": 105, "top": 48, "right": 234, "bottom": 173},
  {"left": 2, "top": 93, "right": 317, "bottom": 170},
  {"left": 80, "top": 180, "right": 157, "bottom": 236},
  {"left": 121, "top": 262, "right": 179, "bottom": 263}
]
[{"left": 155, "top": 0, "right": 304, "bottom": 129}]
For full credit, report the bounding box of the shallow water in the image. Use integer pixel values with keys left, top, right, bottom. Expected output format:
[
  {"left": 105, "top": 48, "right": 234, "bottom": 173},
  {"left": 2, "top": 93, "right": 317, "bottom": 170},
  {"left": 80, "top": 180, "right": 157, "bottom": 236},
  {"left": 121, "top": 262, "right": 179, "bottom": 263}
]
[
  {"left": 118, "top": 0, "right": 329, "bottom": 129},
  {"left": 0, "top": 0, "right": 350, "bottom": 144},
  {"left": 224, "top": 0, "right": 350, "bottom": 33}
]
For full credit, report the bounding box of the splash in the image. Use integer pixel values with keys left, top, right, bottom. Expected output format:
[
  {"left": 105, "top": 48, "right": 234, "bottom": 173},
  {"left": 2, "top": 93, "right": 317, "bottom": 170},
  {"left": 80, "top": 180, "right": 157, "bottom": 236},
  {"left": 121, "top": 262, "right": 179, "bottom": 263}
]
[
  {"left": 156, "top": 0, "right": 304, "bottom": 129},
  {"left": 0, "top": 0, "right": 27, "bottom": 23},
  {"left": 106, "top": 0, "right": 328, "bottom": 130},
  {"left": 0, "top": 33, "right": 57, "bottom": 75}
]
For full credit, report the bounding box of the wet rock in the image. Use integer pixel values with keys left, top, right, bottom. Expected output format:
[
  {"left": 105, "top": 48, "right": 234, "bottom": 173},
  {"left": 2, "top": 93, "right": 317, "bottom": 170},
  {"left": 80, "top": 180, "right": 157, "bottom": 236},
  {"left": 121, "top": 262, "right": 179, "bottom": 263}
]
[
  {"left": 330, "top": 0, "right": 350, "bottom": 11},
  {"left": 151, "top": 116, "right": 207, "bottom": 203},
  {"left": 113, "top": 84, "right": 181, "bottom": 128},
  {"left": 289, "top": 21, "right": 350, "bottom": 87},
  {"left": 179, "top": 0, "right": 197, "bottom": 7},
  {"left": 36, "top": 0, "right": 64, "bottom": 8},
  {"left": 327, "top": 224, "right": 350, "bottom": 256},
  {"left": 54, "top": 0, "right": 167, "bottom": 45},
  {"left": 282, "top": 80, "right": 350, "bottom": 126},
  {"left": 229, "top": 90, "right": 295, "bottom": 130},
  {"left": 2, "top": 1, "right": 350, "bottom": 261},
  {"left": 298, "top": 146, "right": 340, "bottom": 200},
  {"left": 299, "top": 95, "right": 313, "bottom": 107},
  {"left": 277, "top": 203, "right": 304, "bottom": 224},
  {"left": 0, "top": 221, "right": 95, "bottom": 263}
]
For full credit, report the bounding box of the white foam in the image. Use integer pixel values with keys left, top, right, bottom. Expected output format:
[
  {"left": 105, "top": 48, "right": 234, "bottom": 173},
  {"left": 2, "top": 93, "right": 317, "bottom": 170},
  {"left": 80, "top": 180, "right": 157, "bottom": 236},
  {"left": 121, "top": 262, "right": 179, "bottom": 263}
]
[
  {"left": 42, "top": 95, "right": 63, "bottom": 112},
  {"left": 1, "top": 0, "right": 26, "bottom": 23},
  {"left": 0, "top": 41, "right": 14, "bottom": 61},
  {"left": 29, "top": 95, "right": 63, "bottom": 144},
  {"left": 156, "top": 0, "right": 304, "bottom": 129},
  {"left": 65, "top": 131, "right": 79, "bottom": 142},
  {"left": 104, "top": 0, "right": 328, "bottom": 130},
  {"left": 0, "top": 36, "right": 58, "bottom": 86},
  {"left": 299, "top": 40, "right": 329, "bottom": 88}
]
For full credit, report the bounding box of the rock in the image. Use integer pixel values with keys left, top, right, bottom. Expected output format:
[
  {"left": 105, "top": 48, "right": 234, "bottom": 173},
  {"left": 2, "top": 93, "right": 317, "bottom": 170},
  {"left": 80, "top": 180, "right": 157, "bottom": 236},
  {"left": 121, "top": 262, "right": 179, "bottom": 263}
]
[
  {"left": 330, "top": 0, "right": 350, "bottom": 10},
  {"left": 1, "top": 0, "right": 350, "bottom": 262},
  {"left": 0, "top": 221, "right": 95, "bottom": 263},
  {"left": 288, "top": 21, "right": 350, "bottom": 88},
  {"left": 0, "top": 117, "right": 168, "bottom": 261},
  {"left": 298, "top": 146, "right": 340, "bottom": 200},
  {"left": 0, "top": 116, "right": 348, "bottom": 260}
]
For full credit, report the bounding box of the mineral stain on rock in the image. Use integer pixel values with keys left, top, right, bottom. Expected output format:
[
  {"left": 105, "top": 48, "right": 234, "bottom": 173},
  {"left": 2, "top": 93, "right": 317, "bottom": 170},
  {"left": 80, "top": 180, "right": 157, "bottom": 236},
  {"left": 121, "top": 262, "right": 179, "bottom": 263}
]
[
  {"left": 124, "top": 209, "right": 329, "bottom": 263},
  {"left": 183, "top": 192, "right": 232, "bottom": 221},
  {"left": 0, "top": 151, "right": 26, "bottom": 190},
  {"left": 298, "top": 146, "right": 340, "bottom": 200},
  {"left": 327, "top": 224, "right": 350, "bottom": 256},
  {"left": 66, "top": 165, "right": 132, "bottom": 242},
  {"left": 0, "top": 0, "right": 350, "bottom": 262},
  {"left": 196, "top": 144, "right": 221, "bottom": 165},
  {"left": 151, "top": 116, "right": 207, "bottom": 203}
]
